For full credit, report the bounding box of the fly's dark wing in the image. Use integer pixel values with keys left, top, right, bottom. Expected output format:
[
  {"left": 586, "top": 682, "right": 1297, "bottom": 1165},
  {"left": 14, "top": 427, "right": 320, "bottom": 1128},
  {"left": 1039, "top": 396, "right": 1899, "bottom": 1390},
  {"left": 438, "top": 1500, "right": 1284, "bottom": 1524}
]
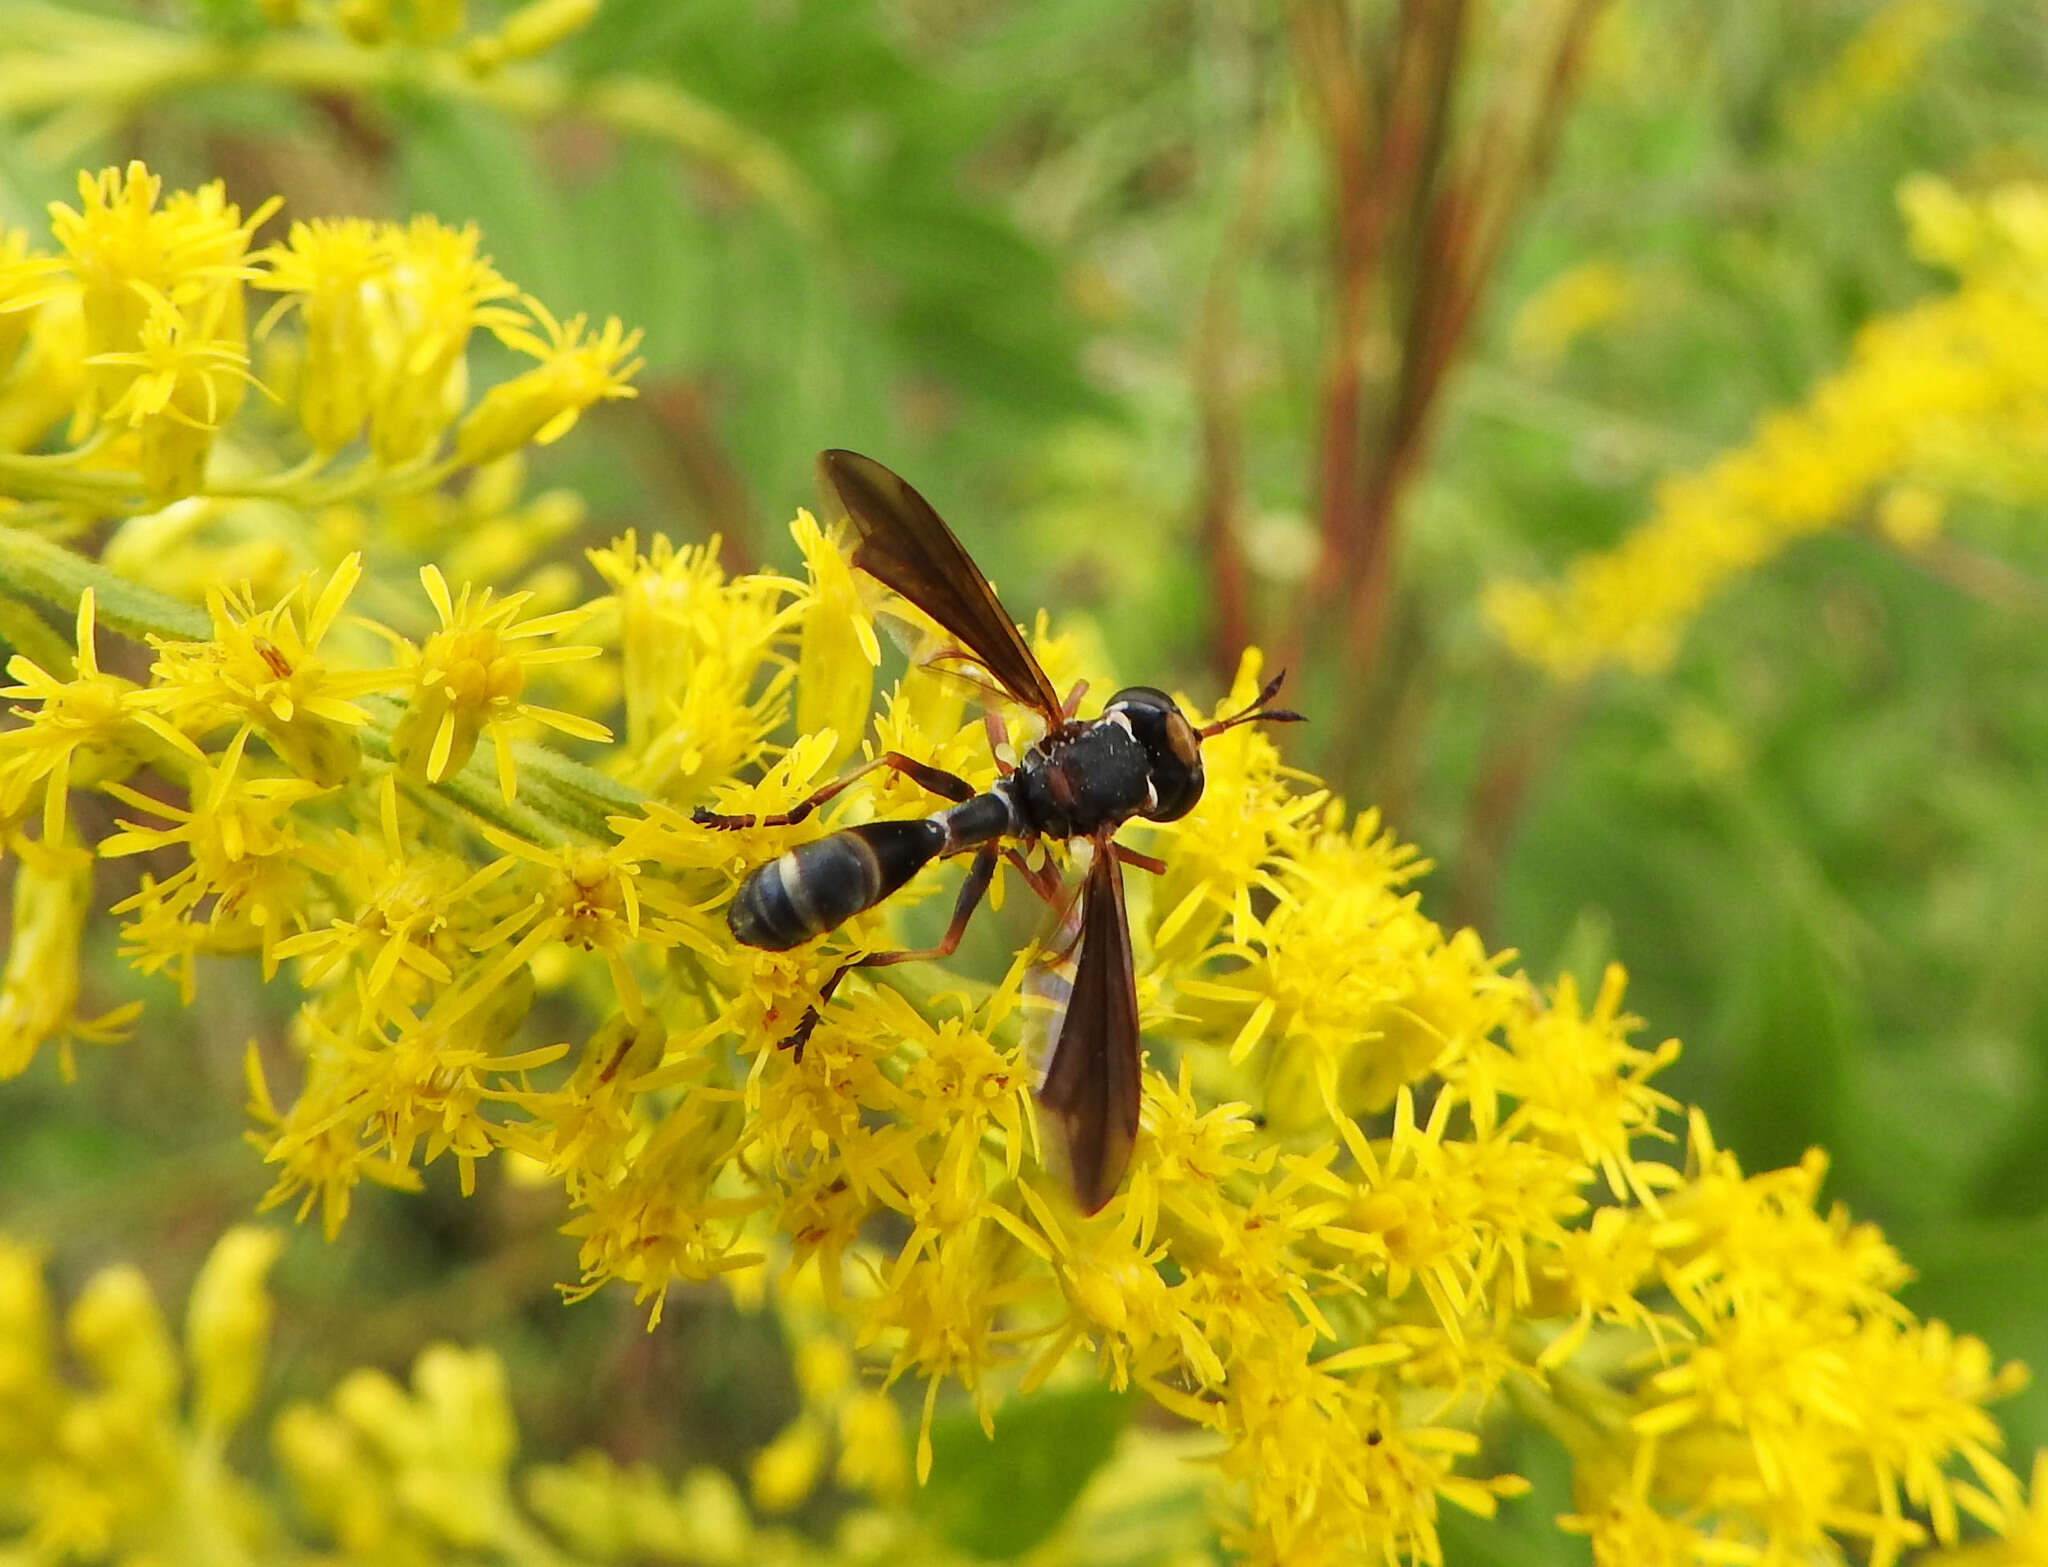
[
  {"left": 817, "top": 449, "right": 1064, "bottom": 723},
  {"left": 1036, "top": 843, "right": 1141, "bottom": 1213}
]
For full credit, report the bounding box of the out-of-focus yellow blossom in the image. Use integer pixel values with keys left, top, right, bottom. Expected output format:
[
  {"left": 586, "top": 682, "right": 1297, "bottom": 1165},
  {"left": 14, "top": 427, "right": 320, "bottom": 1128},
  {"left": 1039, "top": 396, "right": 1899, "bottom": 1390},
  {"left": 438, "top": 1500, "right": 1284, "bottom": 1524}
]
[
  {"left": 1787, "top": 0, "right": 1960, "bottom": 150},
  {"left": 1486, "top": 173, "right": 2048, "bottom": 681},
  {"left": 0, "top": 1228, "right": 280, "bottom": 1564},
  {"left": 1, "top": 165, "right": 2041, "bottom": 1567},
  {"left": 1509, "top": 258, "right": 1636, "bottom": 366},
  {"left": 0, "top": 834, "right": 140, "bottom": 1081}
]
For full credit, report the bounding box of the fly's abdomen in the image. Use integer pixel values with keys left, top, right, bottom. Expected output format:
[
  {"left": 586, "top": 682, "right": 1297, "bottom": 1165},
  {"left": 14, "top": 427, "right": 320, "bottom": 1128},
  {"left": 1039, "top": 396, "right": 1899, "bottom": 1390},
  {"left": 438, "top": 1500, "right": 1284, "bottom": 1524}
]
[{"left": 727, "top": 819, "right": 947, "bottom": 950}]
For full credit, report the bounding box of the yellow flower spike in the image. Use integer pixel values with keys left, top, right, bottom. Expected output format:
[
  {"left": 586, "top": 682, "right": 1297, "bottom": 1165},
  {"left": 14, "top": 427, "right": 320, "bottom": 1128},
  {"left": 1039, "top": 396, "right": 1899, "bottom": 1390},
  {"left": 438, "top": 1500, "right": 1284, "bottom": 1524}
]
[
  {"left": 388, "top": 564, "right": 610, "bottom": 798},
  {"left": 0, "top": 833, "right": 139, "bottom": 1081},
  {"left": 454, "top": 298, "right": 642, "bottom": 466},
  {"left": 1487, "top": 172, "right": 2048, "bottom": 682},
  {"left": 358, "top": 217, "right": 524, "bottom": 464},
  {"left": 47, "top": 162, "right": 274, "bottom": 431},
  {"left": 750, "top": 1412, "right": 827, "bottom": 1513},
  {"left": 0, "top": 586, "right": 201, "bottom": 847},
  {"left": 185, "top": 1226, "right": 285, "bottom": 1440},
  {"left": 143, "top": 554, "right": 394, "bottom": 785},
  {"left": 792, "top": 509, "right": 881, "bottom": 773},
  {"left": 67, "top": 1264, "right": 179, "bottom": 1413},
  {"left": 253, "top": 216, "right": 390, "bottom": 451}
]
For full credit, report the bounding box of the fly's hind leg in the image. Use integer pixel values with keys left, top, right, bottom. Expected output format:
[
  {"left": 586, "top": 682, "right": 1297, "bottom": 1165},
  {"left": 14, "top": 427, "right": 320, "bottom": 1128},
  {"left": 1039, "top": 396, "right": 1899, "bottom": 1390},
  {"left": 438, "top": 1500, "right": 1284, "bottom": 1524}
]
[
  {"left": 694, "top": 751, "right": 976, "bottom": 831},
  {"left": 782, "top": 841, "right": 1001, "bottom": 1060}
]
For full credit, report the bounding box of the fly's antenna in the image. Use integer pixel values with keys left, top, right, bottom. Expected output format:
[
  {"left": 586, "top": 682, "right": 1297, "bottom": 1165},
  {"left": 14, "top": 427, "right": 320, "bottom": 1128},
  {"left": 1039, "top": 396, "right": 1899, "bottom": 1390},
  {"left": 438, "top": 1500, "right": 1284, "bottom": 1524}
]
[{"left": 1196, "top": 670, "right": 1307, "bottom": 738}]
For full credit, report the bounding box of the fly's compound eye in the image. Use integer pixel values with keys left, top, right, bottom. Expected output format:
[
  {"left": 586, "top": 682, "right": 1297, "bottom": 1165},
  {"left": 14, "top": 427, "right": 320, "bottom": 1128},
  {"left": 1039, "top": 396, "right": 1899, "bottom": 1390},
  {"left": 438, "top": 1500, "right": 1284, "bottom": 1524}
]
[{"left": 1106, "top": 685, "right": 1205, "bottom": 821}]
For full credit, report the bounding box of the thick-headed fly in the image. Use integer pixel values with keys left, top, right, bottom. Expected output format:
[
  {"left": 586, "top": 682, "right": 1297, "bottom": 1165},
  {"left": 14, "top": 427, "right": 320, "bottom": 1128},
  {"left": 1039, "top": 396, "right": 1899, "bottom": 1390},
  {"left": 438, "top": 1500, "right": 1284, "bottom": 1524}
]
[{"left": 695, "top": 450, "right": 1302, "bottom": 1212}]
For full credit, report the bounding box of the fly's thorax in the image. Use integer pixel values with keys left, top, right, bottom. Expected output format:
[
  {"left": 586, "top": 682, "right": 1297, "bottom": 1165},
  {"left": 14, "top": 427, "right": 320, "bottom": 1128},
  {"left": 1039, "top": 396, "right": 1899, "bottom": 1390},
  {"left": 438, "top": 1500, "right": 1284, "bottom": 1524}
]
[{"left": 1012, "top": 717, "right": 1155, "bottom": 839}]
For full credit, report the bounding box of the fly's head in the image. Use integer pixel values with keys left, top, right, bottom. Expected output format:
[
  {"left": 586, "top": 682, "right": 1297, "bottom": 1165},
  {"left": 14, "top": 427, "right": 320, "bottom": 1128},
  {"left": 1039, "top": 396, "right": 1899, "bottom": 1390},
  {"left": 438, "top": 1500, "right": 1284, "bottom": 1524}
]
[{"left": 1104, "top": 686, "right": 1205, "bottom": 822}]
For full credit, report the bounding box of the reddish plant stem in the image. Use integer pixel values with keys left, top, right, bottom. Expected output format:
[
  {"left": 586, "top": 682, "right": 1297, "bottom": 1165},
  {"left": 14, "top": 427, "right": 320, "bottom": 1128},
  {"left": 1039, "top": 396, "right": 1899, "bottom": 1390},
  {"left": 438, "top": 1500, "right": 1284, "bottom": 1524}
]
[
  {"left": 1324, "top": 0, "right": 1607, "bottom": 790},
  {"left": 1194, "top": 113, "right": 1285, "bottom": 684},
  {"left": 1446, "top": 673, "right": 1586, "bottom": 937},
  {"left": 1287, "top": 0, "right": 1466, "bottom": 683}
]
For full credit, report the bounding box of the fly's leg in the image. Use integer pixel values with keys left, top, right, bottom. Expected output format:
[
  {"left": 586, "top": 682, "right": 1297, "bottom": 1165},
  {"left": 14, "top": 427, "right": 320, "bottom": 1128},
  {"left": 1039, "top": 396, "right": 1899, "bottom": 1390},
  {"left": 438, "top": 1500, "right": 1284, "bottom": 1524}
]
[
  {"left": 1112, "top": 844, "right": 1167, "bottom": 875},
  {"left": 694, "top": 751, "right": 975, "bottom": 831},
  {"left": 1003, "top": 845, "right": 1063, "bottom": 904},
  {"left": 983, "top": 709, "right": 1016, "bottom": 776},
  {"left": 783, "top": 842, "right": 1001, "bottom": 1060}
]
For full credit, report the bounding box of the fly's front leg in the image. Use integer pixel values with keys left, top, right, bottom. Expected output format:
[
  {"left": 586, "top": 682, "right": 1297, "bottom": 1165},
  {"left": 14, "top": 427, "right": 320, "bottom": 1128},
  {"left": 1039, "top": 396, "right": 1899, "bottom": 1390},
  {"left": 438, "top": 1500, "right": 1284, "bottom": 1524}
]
[
  {"left": 694, "top": 751, "right": 976, "bottom": 831},
  {"left": 782, "top": 841, "right": 1001, "bottom": 1060}
]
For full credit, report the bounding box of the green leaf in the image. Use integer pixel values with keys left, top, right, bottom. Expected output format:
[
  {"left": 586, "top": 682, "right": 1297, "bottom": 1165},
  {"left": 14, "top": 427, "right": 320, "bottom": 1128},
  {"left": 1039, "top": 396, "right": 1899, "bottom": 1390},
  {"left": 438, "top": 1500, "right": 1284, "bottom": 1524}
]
[
  {"left": 1723, "top": 903, "right": 1852, "bottom": 1175},
  {"left": 915, "top": 1383, "right": 1133, "bottom": 1561}
]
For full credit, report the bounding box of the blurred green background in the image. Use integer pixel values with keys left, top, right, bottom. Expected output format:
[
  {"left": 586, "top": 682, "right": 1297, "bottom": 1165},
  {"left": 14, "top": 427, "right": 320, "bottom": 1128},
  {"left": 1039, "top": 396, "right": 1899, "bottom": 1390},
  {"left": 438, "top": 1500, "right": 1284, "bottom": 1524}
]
[{"left": 4, "top": 0, "right": 2048, "bottom": 1557}]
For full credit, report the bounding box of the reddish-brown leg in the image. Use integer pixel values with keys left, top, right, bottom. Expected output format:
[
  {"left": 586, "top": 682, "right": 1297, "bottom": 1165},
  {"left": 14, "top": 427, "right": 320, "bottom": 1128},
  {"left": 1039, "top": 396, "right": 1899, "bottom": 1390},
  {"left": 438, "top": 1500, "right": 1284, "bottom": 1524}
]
[
  {"left": 783, "top": 842, "right": 1002, "bottom": 1060},
  {"left": 1113, "top": 844, "right": 1168, "bottom": 875}
]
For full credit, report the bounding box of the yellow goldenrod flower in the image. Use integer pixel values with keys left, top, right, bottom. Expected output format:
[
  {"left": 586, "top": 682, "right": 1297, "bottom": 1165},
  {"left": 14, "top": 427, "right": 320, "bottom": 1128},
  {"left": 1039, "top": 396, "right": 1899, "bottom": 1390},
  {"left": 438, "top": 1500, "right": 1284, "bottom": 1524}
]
[
  {"left": 453, "top": 298, "right": 644, "bottom": 466},
  {"left": 585, "top": 528, "right": 796, "bottom": 794},
  {"left": 246, "top": 1040, "right": 426, "bottom": 1240},
  {"left": 1485, "top": 173, "right": 2048, "bottom": 681},
  {"left": 1, "top": 158, "right": 2039, "bottom": 1567},
  {"left": 48, "top": 162, "right": 274, "bottom": 432},
  {"left": 143, "top": 553, "right": 395, "bottom": 784},
  {"left": 253, "top": 216, "right": 392, "bottom": 452},
  {"left": 184, "top": 1225, "right": 286, "bottom": 1439},
  {"left": 792, "top": 509, "right": 881, "bottom": 773},
  {"left": 100, "top": 727, "right": 332, "bottom": 978},
  {"left": 0, "top": 834, "right": 140, "bottom": 1081},
  {"left": 90, "top": 290, "right": 265, "bottom": 499},
  {"left": 387, "top": 563, "right": 611, "bottom": 799},
  {"left": 0, "top": 589, "right": 199, "bottom": 845},
  {"left": 362, "top": 217, "right": 525, "bottom": 465},
  {"left": 272, "top": 774, "right": 479, "bottom": 1017}
]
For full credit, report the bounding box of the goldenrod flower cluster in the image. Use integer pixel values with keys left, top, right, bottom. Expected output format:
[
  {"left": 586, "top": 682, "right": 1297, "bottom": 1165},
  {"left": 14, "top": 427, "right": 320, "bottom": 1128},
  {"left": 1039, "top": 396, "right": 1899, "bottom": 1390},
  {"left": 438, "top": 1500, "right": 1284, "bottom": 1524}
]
[
  {"left": 1, "top": 166, "right": 2042, "bottom": 1565},
  {"left": 1483, "top": 173, "right": 2048, "bottom": 681}
]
